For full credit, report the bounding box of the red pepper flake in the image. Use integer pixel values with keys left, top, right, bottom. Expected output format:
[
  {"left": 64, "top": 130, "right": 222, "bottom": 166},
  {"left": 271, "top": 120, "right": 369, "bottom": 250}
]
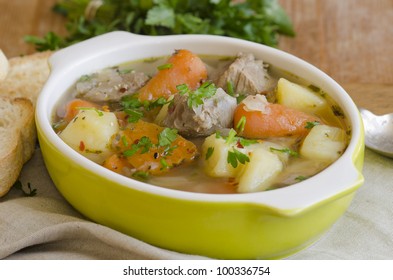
[
  {"left": 236, "top": 140, "right": 244, "bottom": 149},
  {"left": 79, "top": 141, "right": 85, "bottom": 152}
]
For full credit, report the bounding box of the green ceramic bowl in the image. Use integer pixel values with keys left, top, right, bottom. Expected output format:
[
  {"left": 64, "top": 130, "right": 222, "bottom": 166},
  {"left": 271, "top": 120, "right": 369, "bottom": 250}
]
[{"left": 36, "top": 31, "right": 364, "bottom": 259}]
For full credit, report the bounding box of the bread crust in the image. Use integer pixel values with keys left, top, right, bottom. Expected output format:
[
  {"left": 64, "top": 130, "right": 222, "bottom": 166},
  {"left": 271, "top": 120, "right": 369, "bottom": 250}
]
[
  {"left": 0, "top": 98, "right": 36, "bottom": 197},
  {"left": 0, "top": 51, "right": 52, "bottom": 106},
  {"left": 0, "top": 51, "right": 51, "bottom": 197}
]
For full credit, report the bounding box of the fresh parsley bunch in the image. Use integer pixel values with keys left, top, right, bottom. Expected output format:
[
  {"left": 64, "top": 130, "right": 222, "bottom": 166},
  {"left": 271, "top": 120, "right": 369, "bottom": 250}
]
[{"left": 25, "top": 0, "right": 295, "bottom": 51}]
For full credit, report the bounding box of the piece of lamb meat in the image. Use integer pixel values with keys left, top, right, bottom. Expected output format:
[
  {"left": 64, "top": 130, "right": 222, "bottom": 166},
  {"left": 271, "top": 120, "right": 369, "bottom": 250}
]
[
  {"left": 214, "top": 52, "right": 276, "bottom": 98},
  {"left": 161, "top": 88, "right": 237, "bottom": 138},
  {"left": 75, "top": 68, "right": 149, "bottom": 103}
]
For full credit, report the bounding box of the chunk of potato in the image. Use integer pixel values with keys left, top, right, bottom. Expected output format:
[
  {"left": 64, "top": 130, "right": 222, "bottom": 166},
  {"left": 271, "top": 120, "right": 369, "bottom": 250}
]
[
  {"left": 59, "top": 109, "right": 119, "bottom": 164},
  {"left": 202, "top": 134, "right": 241, "bottom": 178},
  {"left": 300, "top": 124, "right": 347, "bottom": 163},
  {"left": 202, "top": 134, "right": 289, "bottom": 192},
  {"left": 277, "top": 78, "right": 328, "bottom": 114},
  {"left": 237, "top": 148, "right": 283, "bottom": 193}
]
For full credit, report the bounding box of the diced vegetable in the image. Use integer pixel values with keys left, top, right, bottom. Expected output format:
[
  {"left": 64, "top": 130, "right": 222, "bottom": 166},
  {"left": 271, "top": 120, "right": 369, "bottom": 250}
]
[
  {"left": 59, "top": 109, "right": 120, "bottom": 164},
  {"left": 63, "top": 98, "right": 101, "bottom": 123},
  {"left": 137, "top": 49, "right": 207, "bottom": 101},
  {"left": 202, "top": 133, "right": 290, "bottom": 192},
  {"left": 237, "top": 148, "right": 283, "bottom": 193},
  {"left": 300, "top": 124, "right": 347, "bottom": 163},
  {"left": 112, "top": 120, "right": 198, "bottom": 175},
  {"left": 103, "top": 154, "right": 132, "bottom": 175},
  {"left": 202, "top": 134, "right": 241, "bottom": 178},
  {"left": 277, "top": 78, "right": 328, "bottom": 114},
  {"left": 233, "top": 95, "right": 321, "bottom": 138}
]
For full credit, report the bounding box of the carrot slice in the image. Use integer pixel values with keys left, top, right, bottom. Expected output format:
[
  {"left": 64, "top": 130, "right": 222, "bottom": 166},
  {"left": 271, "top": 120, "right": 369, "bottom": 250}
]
[
  {"left": 102, "top": 154, "right": 132, "bottom": 175},
  {"left": 234, "top": 102, "right": 321, "bottom": 138},
  {"left": 114, "top": 120, "right": 198, "bottom": 175},
  {"left": 137, "top": 49, "right": 207, "bottom": 101},
  {"left": 63, "top": 99, "right": 100, "bottom": 123}
]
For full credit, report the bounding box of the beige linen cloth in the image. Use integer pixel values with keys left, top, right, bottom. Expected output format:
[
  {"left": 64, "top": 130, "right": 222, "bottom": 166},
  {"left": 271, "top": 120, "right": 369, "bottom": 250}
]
[{"left": 1, "top": 148, "right": 392, "bottom": 260}]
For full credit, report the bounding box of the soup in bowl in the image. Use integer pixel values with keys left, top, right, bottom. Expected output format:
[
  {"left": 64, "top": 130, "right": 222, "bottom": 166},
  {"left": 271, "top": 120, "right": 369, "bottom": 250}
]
[{"left": 36, "top": 31, "right": 364, "bottom": 259}]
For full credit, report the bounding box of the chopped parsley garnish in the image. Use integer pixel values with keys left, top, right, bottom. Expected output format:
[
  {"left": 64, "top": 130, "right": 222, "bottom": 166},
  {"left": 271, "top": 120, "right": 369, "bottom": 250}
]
[
  {"left": 121, "top": 95, "right": 143, "bottom": 109},
  {"left": 160, "top": 158, "right": 170, "bottom": 169},
  {"left": 205, "top": 147, "right": 215, "bottom": 160},
  {"left": 225, "top": 128, "right": 238, "bottom": 144},
  {"left": 123, "top": 136, "right": 153, "bottom": 157},
  {"left": 236, "top": 94, "right": 247, "bottom": 104},
  {"left": 121, "top": 135, "right": 129, "bottom": 147},
  {"left": 158, "top": 128, "right": 178, "bottom": 147},
  {"left": 238, "top": 138, "right": 258, "bottom": 147},
  {"left": 120, "top": 95, "right": 170, "bottom": 122},
  {"left": 236, "top": 116, "right": 247, "bottom": 133},
  {"left": 270, "top": 147, "right": 299, "bottom": 157},
  {"left": 305, "top": 121, "right": 320, "bottom": 129},
  {"left": 226, "top": 81, "right": 235, "bottom": 96},
  {"left": 124, "top": 108, "right": 144, "bottom": 123},
  {"left": 177, "top": 82, "right": 217, "bottom": 108},
  {"left": 219, "top": 128, "right": 256, "bottom": 147},
  {"left": 157, "top": 63, "right": 173, "bottom": 70},
  {"left": 176, "top": 83, "right": 190, "bottom": 95},
  {"left": 227, "top": 148, "right": 250, "bottom": 168}
]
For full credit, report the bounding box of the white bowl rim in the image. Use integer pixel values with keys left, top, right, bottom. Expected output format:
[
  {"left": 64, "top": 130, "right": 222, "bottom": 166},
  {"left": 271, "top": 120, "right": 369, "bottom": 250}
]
[{"left": 36, "top": 31, "right": 364, "bottom": 212}]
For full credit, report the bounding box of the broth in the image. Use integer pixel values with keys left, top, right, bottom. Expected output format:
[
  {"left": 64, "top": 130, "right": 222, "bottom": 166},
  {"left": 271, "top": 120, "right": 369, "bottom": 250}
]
[{"left": 53, "top": 52, "right": 350, "bottom": 194}]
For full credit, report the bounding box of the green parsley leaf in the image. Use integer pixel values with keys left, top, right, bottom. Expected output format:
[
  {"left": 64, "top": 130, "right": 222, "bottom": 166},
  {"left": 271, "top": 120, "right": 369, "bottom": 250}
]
[
  {"left": 146, "top": 4, "right": 175, "bottom": 29},
  {"left": 123, "top": 136, "right": 153, "bottom": 156},
  {"left": 176, "top": 83, "right": 190, "bottom": 95},
  {"left": 125, "top": 108, "right": 144, "bottom": 123},
  {"left": 305, "top": 121, "right": 320, "bottom": 129},
  {"left": 158, "top": 128, "right": 178, "bottom": 147},
  {"left": 226, "top": 80, "right": 235, "bottom": 96},
  {"left": 121, "top": 95, "right": 143, "bottom": 109},
  {"left": 121, "top": 135, "right": 129, "bottom": 147},
  {"left": 227, "top": 148, "right": 250, "bottom": 168},
  {"left": 205, "top": 147, "right": 214, "bottom": 160},
  {"left": 25, "top": 0, "right": 295, "bottom": 51},
  {"left": 187, "top": 82, "right": 217, "bottom": 108},
  {"left": 238, "top": 138, "right": 258, "bottom": 147},
  {"left": 270, "top": 147, "right": 299, "bottom": 157},
  {"left": 225, "top": 128, "right": 238, "bottom": 144},
  {"left": 236, "top": 116, "right": 247, "bottom": 133},
  {"left": 24, "top": 31, "right": 63, "bottom": 51},
  {"left": 157, "top": 63, "right": 173, "bottom": 70},
  {"left": 160, "top": 158, "right": 170, "bottom": 169}
]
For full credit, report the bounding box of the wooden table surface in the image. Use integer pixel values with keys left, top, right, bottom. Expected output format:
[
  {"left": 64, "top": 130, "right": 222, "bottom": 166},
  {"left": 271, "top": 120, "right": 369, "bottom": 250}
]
[{"left": 0, "top": 0, "right": 392, "bottom": 115}]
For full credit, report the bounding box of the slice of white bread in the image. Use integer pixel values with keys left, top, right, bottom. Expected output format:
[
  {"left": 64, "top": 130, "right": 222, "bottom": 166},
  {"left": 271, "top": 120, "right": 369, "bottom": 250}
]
[
  {"left": 0, "top": 50, "right": 52, "bottom": 197},
  {"left": 0, "top": 97, "right": 36, "bottom": 197},
  {"left": 0, "top": 51, "right": 52, "bottom": 106}
]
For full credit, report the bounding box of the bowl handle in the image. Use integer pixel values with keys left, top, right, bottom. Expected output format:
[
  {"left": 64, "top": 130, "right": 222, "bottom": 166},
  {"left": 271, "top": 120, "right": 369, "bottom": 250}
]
[{"left": 48, "top": 31, "right": 154, "bottom": 72}]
